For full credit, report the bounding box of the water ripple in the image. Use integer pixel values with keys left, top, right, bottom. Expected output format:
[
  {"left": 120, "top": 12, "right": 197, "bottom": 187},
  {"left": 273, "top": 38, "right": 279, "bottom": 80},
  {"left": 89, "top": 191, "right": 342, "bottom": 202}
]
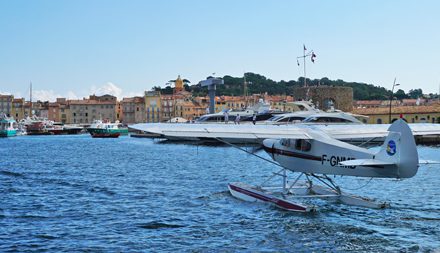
[{"left": 0, "top": 135, "right": 439, "bottom": 252}]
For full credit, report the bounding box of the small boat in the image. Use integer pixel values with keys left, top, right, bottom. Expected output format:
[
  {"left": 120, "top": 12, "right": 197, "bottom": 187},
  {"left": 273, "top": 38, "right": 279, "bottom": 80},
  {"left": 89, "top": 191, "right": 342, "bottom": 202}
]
[
  {"left": 48, "top": 123, "right": 83, "bottom": 135},
  {"left": 87, "top": 120, "right": 128, "bottom": 138},
  {"left": 26, "top": 121, "right": 54, "bottom": 135},
  {"left": 0, "top": 116, "right": 17, "bottom": 137}
]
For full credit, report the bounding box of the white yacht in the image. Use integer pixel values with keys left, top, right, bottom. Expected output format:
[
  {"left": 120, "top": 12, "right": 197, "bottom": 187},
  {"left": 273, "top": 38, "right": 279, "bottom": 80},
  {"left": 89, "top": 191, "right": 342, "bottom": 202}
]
[{"left": 196, "top": 99, "right": 271, "bottom": 123}]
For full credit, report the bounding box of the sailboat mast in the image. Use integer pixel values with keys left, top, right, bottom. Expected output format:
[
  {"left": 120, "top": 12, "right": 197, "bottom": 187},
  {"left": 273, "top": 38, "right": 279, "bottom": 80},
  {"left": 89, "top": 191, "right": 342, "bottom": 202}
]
[
  {"left": 30, "top": 81, "right": 33, "bottom": 117},
  {"left": 244, "top": 73, "right": 247, "bottom": 107}
]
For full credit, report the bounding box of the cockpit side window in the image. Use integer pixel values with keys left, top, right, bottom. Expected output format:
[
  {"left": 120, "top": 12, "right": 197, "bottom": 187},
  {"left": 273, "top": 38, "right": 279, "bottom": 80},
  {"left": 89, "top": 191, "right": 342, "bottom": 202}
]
[{"left": 295, "top": 139, "right": 312, "bottom": 152}]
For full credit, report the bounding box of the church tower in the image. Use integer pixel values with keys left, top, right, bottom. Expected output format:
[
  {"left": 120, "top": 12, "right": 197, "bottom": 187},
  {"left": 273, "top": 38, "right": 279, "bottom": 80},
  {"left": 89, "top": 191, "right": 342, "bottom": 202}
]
[{"left": 174, "top": 75, "right": 184, "bottom": 94}]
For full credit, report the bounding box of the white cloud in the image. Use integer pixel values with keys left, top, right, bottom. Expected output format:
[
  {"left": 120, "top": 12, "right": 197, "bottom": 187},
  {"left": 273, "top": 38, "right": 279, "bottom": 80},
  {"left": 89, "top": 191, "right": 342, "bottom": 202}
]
[
  {"left": 3, "top": 83, "right": 145, "bottom": 102},
  {"left": 66, "top": 91, "right": 79, "bottom": 100},
  {"left": 33, "top": 90, "right": 63, "bottom": 102},
  {"left": 123, "top": 91, "right": 144, "bottom": 98},
  {"left": 90, "top": 82, "right": 123, "bottom": 99}
]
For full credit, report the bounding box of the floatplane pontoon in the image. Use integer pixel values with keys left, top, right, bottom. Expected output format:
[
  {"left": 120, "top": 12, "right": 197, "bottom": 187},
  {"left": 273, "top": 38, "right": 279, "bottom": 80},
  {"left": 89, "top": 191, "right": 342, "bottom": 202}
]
[{"left": 227, "top": 119, "right": 438, "bottom": 212}]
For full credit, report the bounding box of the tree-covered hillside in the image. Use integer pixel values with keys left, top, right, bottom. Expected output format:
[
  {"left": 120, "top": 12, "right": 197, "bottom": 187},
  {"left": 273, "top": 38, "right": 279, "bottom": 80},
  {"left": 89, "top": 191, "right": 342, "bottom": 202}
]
[{"left": 153, "top": 73, "right": 430, "bottom": 100}]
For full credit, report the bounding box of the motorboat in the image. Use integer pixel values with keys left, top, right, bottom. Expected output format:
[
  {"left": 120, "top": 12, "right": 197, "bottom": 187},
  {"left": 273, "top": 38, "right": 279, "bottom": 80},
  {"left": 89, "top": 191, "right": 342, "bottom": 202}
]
[
  {"left": 302, "top": 112, "right": 363, "bottom": 124},
  {"left": 263, "top": 111, "right": 318, "bottom": 125},
  {"left": 87, "top": 120, "right": 128, "bottom": 138},
  {"left": 196, "top": 99, "right": 271, "bottom": 123},
  {"left": 49, "top": 123, "right": 83, "bottom": 135},
  {"left": 0, "top": 115, "right": 17, "bottom": 137}
]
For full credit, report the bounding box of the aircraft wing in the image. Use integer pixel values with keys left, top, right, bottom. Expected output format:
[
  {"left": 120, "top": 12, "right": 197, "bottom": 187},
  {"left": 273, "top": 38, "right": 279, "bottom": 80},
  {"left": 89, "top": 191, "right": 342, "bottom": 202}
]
[
  {"left": 129, "top": 123, "right": 440, "bottom": 143},
  {"left": 130, "top": 123, "right": 312, "bottom": 140},
  {"left": 160, "top": 125, "right": 313, "bottom": 140},
  {"left": 339, "top": 159, "right": 395, "bottom": 166}
]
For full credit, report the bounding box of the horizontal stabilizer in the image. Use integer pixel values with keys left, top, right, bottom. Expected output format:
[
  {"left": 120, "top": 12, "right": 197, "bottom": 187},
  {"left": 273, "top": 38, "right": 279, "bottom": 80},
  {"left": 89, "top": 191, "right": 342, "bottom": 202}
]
[{"left": 339, "top": 159, "right": 395, "bottom": 167}]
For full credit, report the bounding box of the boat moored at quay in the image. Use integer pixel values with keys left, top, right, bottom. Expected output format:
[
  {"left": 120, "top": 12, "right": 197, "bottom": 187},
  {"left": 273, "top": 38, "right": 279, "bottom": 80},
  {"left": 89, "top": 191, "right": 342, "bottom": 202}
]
[
  {"left": 0, "top": 115, "right": 18, "bottom": 137},
  {"left": 87, "top": 120, "right": 128, "bottom": 138}
]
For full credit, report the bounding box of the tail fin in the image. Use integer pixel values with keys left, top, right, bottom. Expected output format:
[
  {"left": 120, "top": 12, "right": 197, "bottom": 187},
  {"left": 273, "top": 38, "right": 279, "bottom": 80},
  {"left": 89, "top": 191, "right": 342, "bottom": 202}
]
[{"left": 375, "top": 119, "right": 419, "bottom": 178}]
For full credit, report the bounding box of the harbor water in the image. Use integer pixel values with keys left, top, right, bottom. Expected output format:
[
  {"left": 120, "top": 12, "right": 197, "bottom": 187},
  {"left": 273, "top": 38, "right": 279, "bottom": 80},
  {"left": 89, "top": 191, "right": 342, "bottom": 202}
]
[{"left": 1, "top": 135, "right": 439, "bottom": 252}]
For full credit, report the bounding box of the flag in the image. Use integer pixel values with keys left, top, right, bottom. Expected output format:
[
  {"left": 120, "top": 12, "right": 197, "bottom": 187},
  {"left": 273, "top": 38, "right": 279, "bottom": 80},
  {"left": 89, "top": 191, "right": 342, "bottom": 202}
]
[
  {"left": 311, "top": 52, "right": 317, "bottom": 63},
  {"left": 303, "top": 44, "right": 307, "bottom": 51}
]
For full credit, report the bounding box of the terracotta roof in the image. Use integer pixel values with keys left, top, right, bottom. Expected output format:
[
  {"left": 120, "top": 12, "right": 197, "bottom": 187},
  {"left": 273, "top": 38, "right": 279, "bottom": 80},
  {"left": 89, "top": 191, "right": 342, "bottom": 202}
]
[
  {"left": 13, "top": 98, "right": 25, "bottom": 103},
  {"left": 353, "top": 105, "right": 440, "bottom": 115},
  {"left": 68, "top": 99, "right": 116, "bottom": 105},
  {"left": 354, "top": 100, "right": 383, "bottom": 105}
]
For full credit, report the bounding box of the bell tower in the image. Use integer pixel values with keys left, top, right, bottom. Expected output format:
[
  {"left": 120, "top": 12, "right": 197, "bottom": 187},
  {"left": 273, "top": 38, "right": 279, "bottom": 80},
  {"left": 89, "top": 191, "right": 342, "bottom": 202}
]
[{"left": 174, "top": 75, "right": 184, "bottom": 93}]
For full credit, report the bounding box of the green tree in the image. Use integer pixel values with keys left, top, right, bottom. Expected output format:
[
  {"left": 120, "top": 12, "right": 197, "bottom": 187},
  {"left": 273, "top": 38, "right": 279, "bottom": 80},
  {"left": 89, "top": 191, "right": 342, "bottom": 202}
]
[
  {"left": 408, "top": 89, "right": 423, "bottom": 99},
  {"left": 394, "top": 89, "right": 408, "bottom": 100}
]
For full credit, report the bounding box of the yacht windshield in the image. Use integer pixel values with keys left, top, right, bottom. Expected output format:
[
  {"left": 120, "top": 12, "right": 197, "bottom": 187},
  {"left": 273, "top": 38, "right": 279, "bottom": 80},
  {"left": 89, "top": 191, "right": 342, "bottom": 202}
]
[{"left": 267, "top": 116, "right": 283, "bottom": 122}]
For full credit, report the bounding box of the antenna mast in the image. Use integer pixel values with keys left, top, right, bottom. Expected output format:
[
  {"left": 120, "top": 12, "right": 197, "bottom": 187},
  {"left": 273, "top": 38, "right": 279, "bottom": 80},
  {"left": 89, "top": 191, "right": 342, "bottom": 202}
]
[{"left": 296, "top": 44, "right": 316, "bottom": 87}]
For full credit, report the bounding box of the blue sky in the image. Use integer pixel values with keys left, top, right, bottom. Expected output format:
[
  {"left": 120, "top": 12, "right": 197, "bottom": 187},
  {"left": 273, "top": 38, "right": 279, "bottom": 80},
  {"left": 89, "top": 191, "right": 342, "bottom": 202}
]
[{"left": 1, "top": 0, "right": 439, "bottom": 101}]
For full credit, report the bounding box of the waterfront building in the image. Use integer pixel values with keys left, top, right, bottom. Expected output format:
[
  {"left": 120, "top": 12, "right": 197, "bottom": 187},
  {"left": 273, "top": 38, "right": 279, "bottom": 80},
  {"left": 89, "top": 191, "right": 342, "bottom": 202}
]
[
  {"left": 30, "top": 101, "right": 46, "bottom": 118},
  {"left": 352, "top": 105, "right": 440, "bottom": 124},
  {"left": 0, "top": 94, "right": 14, "bottom": 116},
  {"left": 60, "top": 107, "right": 71, "bottom": 124},
  {"left": 145, "top": 91, "right": 161, "bottom": 123},
  {"left": 354, "top": 100, "right": 384, "bottom": 109},
  {"left": 11, "top": 98, "right": 25, "bottom": 120},
  {"left": 48, "top": 102, "right": 60, "bottom": 122},
  {"left": 116, "top": 101, "right": 123, "bottom": 122},
  {"left": 121, "top": 96, "right": 145, "bottom": 124},
  {"left": 214, "top": 96, "right": 227, "bottom": 113},
  {"left": 121, "top": 97, "right": 135, "bottom": 124},
  {"left": 174, "top": 100, "right": 206, "bottom": 120},
  {"left": 69, "top": 94, "right": 117, "bottom": 124},
  {"left": 265, "top": 95, "right": 294, "bottom": 111},
  {"left": 161, "top": 94, "right": 174, "bottom": 121},
  {"left": 39, "top": 106, "right": 49, "bottom": 119}
]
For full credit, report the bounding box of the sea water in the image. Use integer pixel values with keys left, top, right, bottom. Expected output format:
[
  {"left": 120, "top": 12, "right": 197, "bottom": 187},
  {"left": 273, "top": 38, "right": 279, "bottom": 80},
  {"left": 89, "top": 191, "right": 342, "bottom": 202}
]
[{"left": 0, "top": 135, "right": 439, "bottom": 252}]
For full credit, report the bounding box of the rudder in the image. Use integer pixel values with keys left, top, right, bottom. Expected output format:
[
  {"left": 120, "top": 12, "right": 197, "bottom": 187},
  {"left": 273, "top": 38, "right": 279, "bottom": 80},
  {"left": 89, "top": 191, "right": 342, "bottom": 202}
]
[{"left": 375, "top": 119, "right": 418, "bottom": 178}]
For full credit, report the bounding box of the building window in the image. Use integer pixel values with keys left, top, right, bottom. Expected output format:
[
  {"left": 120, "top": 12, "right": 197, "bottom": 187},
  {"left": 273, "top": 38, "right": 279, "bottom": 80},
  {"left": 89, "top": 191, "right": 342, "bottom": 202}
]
[
  {"left": 73, "top": 113, "right": 76, "bottom": 117},
  {"left": 377, "top": 118, "right": 382, "bottom": 124},
  {"left": 85, "top": 113, "right": 88, "bottom": 117}
]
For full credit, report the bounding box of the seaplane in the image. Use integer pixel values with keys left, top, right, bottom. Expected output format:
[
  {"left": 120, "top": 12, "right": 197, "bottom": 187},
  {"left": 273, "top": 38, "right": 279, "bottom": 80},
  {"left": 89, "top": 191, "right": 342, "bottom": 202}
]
[{"left": 228, "top": 119, "right": 438, "bottom": 212}]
